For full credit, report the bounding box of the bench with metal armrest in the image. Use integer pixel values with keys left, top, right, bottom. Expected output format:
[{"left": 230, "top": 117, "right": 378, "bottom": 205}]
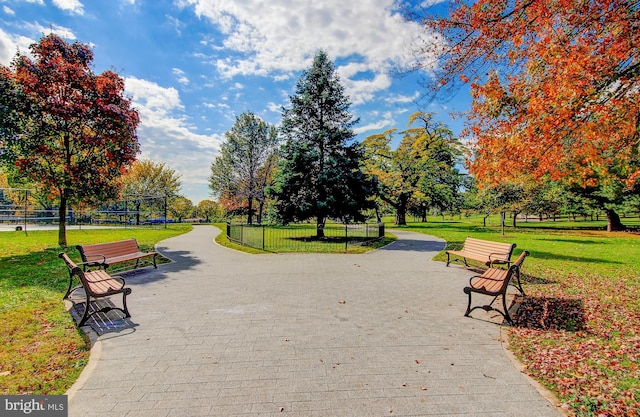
[
  {"left": 463, "top": 251, "right": 529, "bottom": 324},
  {"left": 59, "top": 252, "right": 132, "bottom": 326}
]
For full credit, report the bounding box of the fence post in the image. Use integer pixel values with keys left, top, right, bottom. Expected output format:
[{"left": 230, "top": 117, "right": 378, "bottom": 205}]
[
  {"left": 378, "top": 222, "right": 385, "bottom": 239},
  {"left": 262, "top": 225, "right": 265, "bottom": 251},
  {"left": 345, "top": 223, "right": 348, "bottom": 252},
  {"left": 226, "top": 221, "right": 231, "bottom": 239}
]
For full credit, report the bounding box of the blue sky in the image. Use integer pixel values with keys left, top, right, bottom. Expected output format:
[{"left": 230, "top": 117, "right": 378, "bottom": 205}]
[{"left": 0, "top": 0, "right": 470, "bottom": 204}]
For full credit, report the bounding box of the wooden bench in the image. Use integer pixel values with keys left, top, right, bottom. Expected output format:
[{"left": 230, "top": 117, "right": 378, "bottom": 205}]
[
  {"left": 463, "top": 251, "right": 529, "bottom": 324},
  {"left": 446, "top": 237, "right": 516, "bottom": 267},
  {"left": 76, "top": 238, "right": 157, "bottom": 271},
  {"left": 59, "top": 252, "right": 132, "bottom": 326}
]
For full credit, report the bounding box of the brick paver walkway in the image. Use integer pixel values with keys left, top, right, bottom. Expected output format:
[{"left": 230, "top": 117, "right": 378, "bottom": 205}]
[{"left": 67, "top": 226, "right": 563, "bottom": 417}]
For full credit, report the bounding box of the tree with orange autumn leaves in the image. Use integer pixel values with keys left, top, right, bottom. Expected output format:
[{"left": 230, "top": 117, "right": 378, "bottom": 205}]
[
  {"left": 0, "top": 34, "right": 139, "bottom": 245},
  {"left": 408, "top": 0, "right": 639, "bottom": 231}
]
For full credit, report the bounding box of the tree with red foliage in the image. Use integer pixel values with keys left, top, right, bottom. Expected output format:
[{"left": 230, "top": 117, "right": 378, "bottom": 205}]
[
  {"left": 0, "top": 34, "right": 139, "bottom": 245},
  {"left": 408, "top": 0, "right": 639, "bottom": 231}
]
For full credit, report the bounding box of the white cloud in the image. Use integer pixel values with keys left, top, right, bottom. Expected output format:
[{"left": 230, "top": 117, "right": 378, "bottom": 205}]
[
  {"left": 0, "top": 23, "right": 78, "bottom": 65},
  {"left": 3, "top": 6, "right": 15, "bottom": 16},
  {"left": 354, "top": 117, "right": 395, "bottom": 135},
  {"left": 384, "top": 91, "right": 421, "bottom": 104},
  {"left": 0, "top": 27, "right": 34, "bottom": 64},
  {"left": 52, "top": 0, "right": 84, "bottom": 15},
  {"left": 266, "top": 102, "right": 281, "bottom": 114},
  {"left": 125, "top": 77, "right": 223, "bottom": 203},
  {"left": 172, "top": 67, "right": 190, "bottom": 85},
  {"left": 179, "top": 0, "right": 439, "bottom": 104},
  {"left": 166, "top": 15, "right": 183, "bottom": 35},
  {"left": 21, "top": 21, "right": 76, "bottom": 39},
  {"left": 344, "top": 72, "right": 392, "bottom": 105}
]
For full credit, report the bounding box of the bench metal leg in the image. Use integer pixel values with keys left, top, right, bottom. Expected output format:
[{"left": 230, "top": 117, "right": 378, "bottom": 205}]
[
  {"left": 464, "top": 287, "right": 473, "bottom": 316},
  {"left": 77, "top": 289, "right": 132, "bottom": 326},
  {"left": 79, "top": 292, "right": 92, "bottom": 326},
  {"left": 501, "top": 293, "right": 513, "bottom": 324},
  {"left": 463, "top": 288, "right": 513, "bottom": 325},
  {"left": 63, "top": 275, "right": 76, "bottom": 300},
  {"left": 122, "top": 288, "right": 132, "bottom": 318},
  {"left": 511, "top": 270, "right": 526, "bottom": 296},
  {"left": 447, "top": 254, "right": 469, "bottom": 268}
]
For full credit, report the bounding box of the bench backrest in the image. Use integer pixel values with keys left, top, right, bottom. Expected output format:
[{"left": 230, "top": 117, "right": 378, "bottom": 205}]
[
  {"left": 479, "top": 250, "right": 529, "bottom": 294},
  {"left": 76, "top": 238, "right": 140, "bottom": 262},
  {"left": 464, "top": 237, "right": 516, "bottom": 263}
]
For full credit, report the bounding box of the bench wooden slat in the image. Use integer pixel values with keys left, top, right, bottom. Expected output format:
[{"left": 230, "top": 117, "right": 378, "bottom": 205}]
[
  {"left": 85, "top": 270, "right": 126, "bottom": 295},
  {"left": 446, "top": 237, "right": 516, "bottom": 267},
  {"left": 463, "top": 251, "right": 529, "bottom": 324},
  {"left": 59, "top": 252, "right": 132, "bottom": 326}
]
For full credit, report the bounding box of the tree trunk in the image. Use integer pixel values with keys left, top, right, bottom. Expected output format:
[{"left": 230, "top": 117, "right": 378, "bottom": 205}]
[
  {"left": 606, "top": 208, "right": 626, "bottom": 232},
  {"left": 512, "top": 211, "right": 519, "bottom": 228},
  {"left": 257, "top": 201, "right": 264, "bottom": 225},
  {"left": 58, "top": 196, "right": 67, "bottom": 247},
  {"left": 135, "top": 201, "right": 141, "bottom": 226},
  {"left": 396, "top": 206, "right": 407, "bottom": 225},
  {"left": 247, "top": 198, "right": 253, "bottom": 224},
  {"left": 395, "top": 194, "right": 409, "bottom": 225},
  {"left": 316, "top": 216, "right": 325, "bottom": 238}
]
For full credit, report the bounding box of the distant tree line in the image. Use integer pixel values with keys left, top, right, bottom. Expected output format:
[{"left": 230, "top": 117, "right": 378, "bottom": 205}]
[{"left": 2, "top": 20, "right": 638, "bottom": 243}]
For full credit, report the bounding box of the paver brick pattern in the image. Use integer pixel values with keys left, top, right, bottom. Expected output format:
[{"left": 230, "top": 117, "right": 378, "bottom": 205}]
[{"left": 67, "top": 226, "right": 562, "bottom": 417}]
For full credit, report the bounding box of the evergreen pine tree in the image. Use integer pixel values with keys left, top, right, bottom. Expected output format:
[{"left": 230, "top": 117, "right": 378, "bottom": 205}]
[{"left": 271, "top": 50, "right": 373, "bottom": 237}]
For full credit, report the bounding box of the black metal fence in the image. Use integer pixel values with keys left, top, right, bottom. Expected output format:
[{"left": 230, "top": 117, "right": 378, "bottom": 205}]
[
  {"left": 0, "top": 188, "right": 171, "bottom": 231},
  {"left": 226, "top": 222, "right": 385, "bottom": 252}
]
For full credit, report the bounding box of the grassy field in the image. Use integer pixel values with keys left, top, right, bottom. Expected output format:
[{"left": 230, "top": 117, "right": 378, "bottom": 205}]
[
  {"left": 2, "top": 217, "right": 639, "bottom": 416},
  {"left": 394, "top": 215, "right": 640, "bottom": 416},
  {"left": 0, "top": 225, "right": 192, "bottom": 395}
]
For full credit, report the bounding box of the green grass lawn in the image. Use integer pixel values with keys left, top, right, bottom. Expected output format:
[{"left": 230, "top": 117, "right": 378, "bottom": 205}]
[
  {"left": 393, "top": 215, "right": 640, "bottom": 416},
  {"left": 0, "top": 225, "right": 192, "bottom": 395}
]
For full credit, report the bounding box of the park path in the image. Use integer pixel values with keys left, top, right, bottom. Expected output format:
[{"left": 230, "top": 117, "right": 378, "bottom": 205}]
[{"left": 67, "top": 225, "right": 562, "bottom": 417}]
